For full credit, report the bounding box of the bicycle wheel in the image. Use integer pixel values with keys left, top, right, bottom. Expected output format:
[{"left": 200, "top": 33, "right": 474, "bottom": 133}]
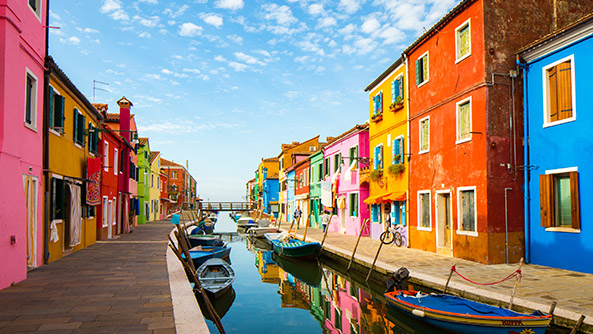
[
  {"left": 380, "top": 230, "right": 394, "bottom": 245},
  {"left": 394, "top": 232, "right": 403, "bottom": 247}
]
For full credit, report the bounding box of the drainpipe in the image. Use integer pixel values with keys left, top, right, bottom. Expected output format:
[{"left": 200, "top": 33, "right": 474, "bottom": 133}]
[
  {"left": 517, "top": 56, "right": 531, "bottom": 263},
  {"left": 504, "top": 187, "right": 512, "bottom": 264},
  {"left": 42, "top": 0, "right": 51, "bottom": 264}
]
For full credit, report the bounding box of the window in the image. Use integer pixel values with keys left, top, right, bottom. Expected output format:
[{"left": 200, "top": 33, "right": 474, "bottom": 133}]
[
  {"left": 415, "top": 52, "right": 429, "bottom": 86},
  {"left": 113, "top": 149, "right": 118, "bottom": 175},
  {"left": 51, "top": 178, "right": 66, "bottom": 221},
  {"left": 28, "top": 0, "right": 42, "bottom": 18},
  {"left": 48, "top": 86, "right": 65, "bottom": 132},
  {"left": 457, "top": 187, "right": 477, "bottom": 235},
  {"left": 419, "top": 116, "right": 430, "bottom": 154},
  {"left": 349, "top": 146, "right": 358, "bottom": 168},
  {"left": 25, "top": 70, "right": 38, "bottom": 130},
  {"left": 373, "top": 144, "right": 383, "bottom": 170},
  {"left": 102, "top": 197, "right": 108, "bottom": 227},
  {"left": 418, "top": 191, "right": 431, "bottom": 230},
  {"left": 324, "top": 157, "right": 330, "bottom": 177},
  {"left": 543, "top": 56, "right": 576, "bottom": 127},
  {"left": 456, "top": 97, "right": 472, "bottom": 143},
  {"left": 172, "top": 171, "right": 178, "bottom": 179},
  {"left": 392, "top": 136, "right": 404, "bottom": 164},
  {"left": 73, "top": 109, "right": 85, "bottom": 146},
  {"left": 88, "top": 123, "right": 99, "bottom": 154},
  {"left": 104, "top": 142, "right": 109, "bottom": 172},
  {"left": 334, "top": 153, "right": 341, "bottom": 173},
  {"left": 455, "top": 19, "right": 471, "bottom": 62},
  {"left": 372, "top": 91, "right": 383, "bottom": 115},
  {"left": 349, "top": 193, "right": 358, "bottom": 217},
  {"left": 151, "top": 174, "right": 154, "bottom": 187},
  {"left": 540, "top": 169, "right": 580, "bottom": 230},
  {"left": 391, "top": 75, "right": 404, "bottom": 103}
]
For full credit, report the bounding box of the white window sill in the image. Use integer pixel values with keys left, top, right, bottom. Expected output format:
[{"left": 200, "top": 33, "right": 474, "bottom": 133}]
[
  {"left": 456, "top": 229, "right": 478, "bottom": 237},
  {"left": 49, "top": 128, "right": 63, "bottom": 137},
  {"left": 417, "top": 79, "right": 429, "bottom": 88},
  {"left": 74, "top": 143, "right": 83, "bottom": 150},
  {"left": 545, "top": 227, "right": 581, "bottom": 233},
  {"left": 51, "top": 219, "right": 64, "bottom": 224},
  {"left": 455, "top": 53, "right": 471, "bottom": 64},
  {"left": 417, "top": 226, "right": 432, "bottom": 232},
  {"left": 455, "top": 137, "right": 471, "bottom": 145},
  {"left": 418, "top": 149, "right": 430, "bottom": 155},
  {"left": 543, "top": 117, "right": 576, "bottom": 128},
  {"left": 24, "top": 122, "right": 38, "bottom": 133}
]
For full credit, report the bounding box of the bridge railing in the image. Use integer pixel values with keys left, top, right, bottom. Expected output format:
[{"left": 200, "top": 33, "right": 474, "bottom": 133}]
[{"left": 197, "top": 202, "right": 255, "bottom": 212}]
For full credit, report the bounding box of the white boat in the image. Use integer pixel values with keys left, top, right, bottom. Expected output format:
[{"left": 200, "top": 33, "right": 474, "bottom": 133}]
[
  {"left": 196, "top": 258, "right": 235, "bottom": 297},
  {"left": 236, "top": 216, "right": 254, "bottom": 228},
  {"left": 248, "top": 226, "right": 278, "bottom": 238}
]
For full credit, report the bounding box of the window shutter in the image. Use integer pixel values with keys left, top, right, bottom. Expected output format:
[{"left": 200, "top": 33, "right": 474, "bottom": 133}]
[
  {"left": 415, "top": 59, "right": 421, "bottom": 85},
  {"left": 539, "top": 174, "right": 554, "bottom": 228},
  {"left": 48, "top": 87, "right": 54, "bottom": 127},
  {"left": 81, "top": 115, "right": 86, "bottom": 146},
  {"left": 558, "top": 61, "right": 573, "bottom": 119},
  {"left": 372, "top": 96, "right": 377, "bottom": 115},
  {"left": 423, "top": 55, "right": 429, "bottom": 82},
  {"left": 392, "top": 202, "right": 398, "bottom": 225},
  {"left": 391, "top": 80, "right": 396, "bottom": 102},
  {"left": 399, "top": 138, "right": 404, "bottom": 163},
  {"left": 371, "top": 204, "right": 377, "bottom": 222},
  {"left": 373, "top": 146, "right": 379, "bottom": 169},
  {"left": 59, "top": 96, "right": 65, "bottom": 128},
  {"left": 569, "top": 171, "right": 580, "bottom": 229},
  {"left": 379, "top": 92, "right": 383, "bottom": 113},
  {"left": 399, "top": 76, "right": 404, "bottom": 99},
  {"left": 394, "top": 79, "right": 400, "bottom": 100},
  {"left": 378, "top": 145, "right": 383, "bottom": 168},
  {"left": 73, "top": 111, "right": 79, "bottom": 143}
]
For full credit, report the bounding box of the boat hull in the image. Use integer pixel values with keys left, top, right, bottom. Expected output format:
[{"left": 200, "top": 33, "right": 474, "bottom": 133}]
[
  {"left": 196, "top": 258, "right": 235, "bottom": 298},
  {"left": 182, "top": 246, "right": 231, "bottom": 268},
  {"left": 384, "top": 291, "right": 552, "bottom": 334},
  {"left": 188, "top": 235, "right": 225, "bottom": 248},
  {"left": 271, "top": 239, "right": 321, "bottom": 260}
]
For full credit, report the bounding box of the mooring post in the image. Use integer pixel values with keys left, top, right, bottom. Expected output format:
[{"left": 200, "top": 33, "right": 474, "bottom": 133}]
[
  {"left": 302, "top": 215, "right": 311, "bottom": 241},
  {"left": 320, "top": 214, "right": 334, "bottom": 247},
  {"left": 508, "top": 257, "right": 524, "bottom": 309},
  {"left": 548, "top": 301, "right": 557, "bottom": 315},
  {"left": 347, "top": 219, "right": 368, "bottom": 272},
  {"left": 571, "top": 315, "right": 586, "bottom": 334},
  {"left": 366, "top": 241, "right": 384, "bottom": 281},
  {"left": 443, "top": 263, "right": 455, "bottom": 294}
]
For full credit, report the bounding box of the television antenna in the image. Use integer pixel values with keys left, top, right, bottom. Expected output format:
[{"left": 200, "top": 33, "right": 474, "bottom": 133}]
[{"left": 92, "top": 80, "right": 110, "bottom": 102}]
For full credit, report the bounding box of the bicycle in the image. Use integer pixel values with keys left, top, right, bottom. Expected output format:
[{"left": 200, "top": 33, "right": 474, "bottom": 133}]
[{"left": 380, "top": 224, "right": 407, "bottom": 247}]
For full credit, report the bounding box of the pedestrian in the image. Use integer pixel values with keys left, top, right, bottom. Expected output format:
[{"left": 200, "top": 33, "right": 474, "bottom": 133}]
[
  {"left": 321, "top": 210, "right": 330, "bottom": 233},
  {"left": 294, "top": 206, "right": 302, "bottom": 224}
]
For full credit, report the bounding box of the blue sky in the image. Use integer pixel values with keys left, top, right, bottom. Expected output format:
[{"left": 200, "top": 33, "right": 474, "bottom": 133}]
[{"left": 49, "top": 0, "right": 458, "bottom": 201}]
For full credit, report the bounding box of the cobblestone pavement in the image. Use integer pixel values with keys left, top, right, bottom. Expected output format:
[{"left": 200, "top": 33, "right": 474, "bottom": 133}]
[
  {"left": 280, "top": 223, "right": 593, "bottom": 333},
  {"left": 0, "top": 221, "right": 176, "bottom": 334}
]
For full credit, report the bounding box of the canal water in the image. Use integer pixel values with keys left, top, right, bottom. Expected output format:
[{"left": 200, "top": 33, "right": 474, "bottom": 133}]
[{"left": 197, "top": 215, "right": 568, "bottom": 334}]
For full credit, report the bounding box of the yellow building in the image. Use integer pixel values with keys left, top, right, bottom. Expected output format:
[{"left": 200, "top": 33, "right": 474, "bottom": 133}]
[
  {"left": 363, "top": 57, "right": 409, "bottom": 242},
  {"left": 46, "top": 57, "right": 103, "bottom": 262},
  {"left": 149, "top": 151, "right": 161, "bottom": 221},
  {"left": 256, "top": 157, "right": 279, "bottom": 214},
  {"left": 277, "top": 136, "right": 320, "bottom": 223}
]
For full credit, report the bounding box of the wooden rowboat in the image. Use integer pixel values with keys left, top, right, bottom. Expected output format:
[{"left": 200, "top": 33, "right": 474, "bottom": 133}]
[
  {"left": 384, "top": 290, "right": 552, "bottom": 334},
  {"left": 188, "top": 235, "right": 225, "bottom": 248},
  {"left": 181, "top": 245, "right": 231, "bottom": 267},
  {"left": 196, "top": 258, "right": 235, "bottom": 297},
  {"left": 270, "top": 238, "right": 321, "bottom": 260}
]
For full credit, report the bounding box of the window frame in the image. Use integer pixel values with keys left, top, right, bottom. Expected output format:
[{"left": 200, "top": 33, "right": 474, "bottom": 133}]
[
  {"left": 349, "top": 192, "right": 359, "bottom": 217},
  {"left": 455, "top": 18, "right": 471, "bottom": 63},
  {"left": 456, "top": 186, "right": 478, "bottom": 236},
  {"left": 73, "top": 108, "right": 85, "bottom": 148},
  {"left": 392, "top": 135, "right": 404, "bottom": 164},
  {"left": 372, "top": 91, "right": 383, "bottom": 116},
  {"left": 417, "top": 190, "right": 432, "bottom": 231},
  {"left": 104, "top": 141, "right": 109, "bottom": 172},
  {"left": 24, "top": 69, "right": 38, "bottom": 131},
  {"left": 540, "top": 167, "right": 580, "bottom": 232},
  {"left": 418, "top": 116, "right": 430, "bottom": 154},
  {"left": 391, "top": 74, "right": 404, "bottom": 103},
  {"left": 113, "top": 148, "right": 118, "bottom": 175},
  {"left": 48, "top": 85, "right": 65, "bottom": 135},
  {"left": 542, "top": 54, "right": 576, "bottom": 128},
  {"left": 28, "top": 0, "right": 42, "bottom": 20},
  {"left": 415, "top": 51, "right": 429, "bottom": 87},
  {"left": 374, "top": 144, "right": 383, "bottom": 170},
  {"left": 456, "top": 97, "right": 472, "bottom": 144}
]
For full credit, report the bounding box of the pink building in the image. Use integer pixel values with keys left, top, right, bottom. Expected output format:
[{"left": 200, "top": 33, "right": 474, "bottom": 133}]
[
  {"left": 0, "top": 0, "right": 47, "bottom": 289},
  {"left": 323, "top": 125, "right": 370, "bottom": 236}
]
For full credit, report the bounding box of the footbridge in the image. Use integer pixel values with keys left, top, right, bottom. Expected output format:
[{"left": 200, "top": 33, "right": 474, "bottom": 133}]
[{"left": 197, "top": 201, "right": 255, "bottom": 212}]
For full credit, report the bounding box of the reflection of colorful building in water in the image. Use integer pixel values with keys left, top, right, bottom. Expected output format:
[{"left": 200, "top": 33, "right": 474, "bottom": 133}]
[{"left": 255, "top": 250, "right": 280, "bottom": 284}]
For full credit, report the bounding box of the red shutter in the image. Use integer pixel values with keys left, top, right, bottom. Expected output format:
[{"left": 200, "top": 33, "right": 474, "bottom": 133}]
[
  {"left": 570, "top": 171, "right": 580, "bottom": 229},
  {"left": 539, "top": 174, "right": 554, "bottom": 228}
]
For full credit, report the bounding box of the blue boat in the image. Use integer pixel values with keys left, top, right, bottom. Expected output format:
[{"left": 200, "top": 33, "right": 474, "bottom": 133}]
[
  {"left": 384, "top": 290, "right": 552, "bottom": 334},
  {"left": 270, "top": 238, "right": 321, "bottom": 260},
  {"left": 181, "top": 245, "right": 231, "bottom": 267},
  {"left": 188, "top": 235, "right": 225, "bottom": 248}
]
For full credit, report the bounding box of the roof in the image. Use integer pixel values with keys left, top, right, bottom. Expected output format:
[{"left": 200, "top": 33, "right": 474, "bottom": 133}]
[
  {"left": 46, "top": 56, "right": 103, "bottom": 122},
  {"left": 324, "top": 124, "right": 369, "bottom": 150},
  {"left": 149, "top": 151, "right": 160, "bottom": 164},
  {"left": 104, "top": 112, "right": 136, "bottom": 122},
  {"left": 365, "top": 57, "right": 403, "bottom": 92},
  {"left": 138, "top": 137, "right": 149, "bottom": 145},
  {"left": 262, "top": 157, "right": 279, "bottom": 163},
  {"left": 160, "top": 157, "right": 183, "bottom": 169},
  {"left": 403, "top": 0, "right": 475, "bottom": 55},
  {"left": 518, "top": 12, "right": 593, "bottom": 59}
]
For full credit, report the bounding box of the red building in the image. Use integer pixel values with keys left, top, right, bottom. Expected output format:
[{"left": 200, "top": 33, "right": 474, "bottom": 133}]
[
  {"left": 159, "top": 171, "right": 171, "bottom": 219},
  {"left": 404, "top": 0, "right": 593, "bottom": 264},
  {"left": 160, "top": 158, "right": 197, "bottom": 211},
  {"left": 291, "top": 158, "right": 311, "bottom": 227},
  {"left": 96, "top": 122, "right": 123, "bottom": 240}
]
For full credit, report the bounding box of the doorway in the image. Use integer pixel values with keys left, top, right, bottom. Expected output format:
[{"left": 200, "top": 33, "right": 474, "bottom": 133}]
[
  {"left": 23, "top": 175, "right": 38, "bottom": 268},
  {"left": 436, "top": 191, "right": 453, "bottom": 257}
]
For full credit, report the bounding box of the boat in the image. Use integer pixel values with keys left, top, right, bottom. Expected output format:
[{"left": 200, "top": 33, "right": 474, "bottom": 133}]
[
  {"left": 237, "top": 216, "right": 255, "bottom": 228},
  {"left": 268, "top": 233, "right": 321, "bottom": 260},
  {"left": 383, "top": 268, "right": 552, "bottom": 334},
  {"left": 195, "top": 286, "right": 236, "bottom": 320},
  {"left": 247, "top": 226, "right": 278, "bottom": 238},
  {"left": 181, "top": 245, "right": 231, "bottom": 267},
  {"left": 188, "top": 234, "right": 225, "bottom": 248},
  {"left": 188, "top": 219, "right": 215, "bottom": 235},
  {"left": 271, "top": 252, "right": 321, "bottom": 287},
  {"left": 196, "top": 258, "right": 235, "bottom": 297}
]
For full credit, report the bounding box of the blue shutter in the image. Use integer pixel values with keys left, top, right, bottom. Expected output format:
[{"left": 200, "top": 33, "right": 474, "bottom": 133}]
[
  {"left": 379, "top": 145, "right": 383, "bottom": 168},
  {"left": 394, "top": 79, "right": 400, "bottom": 101},
  {"left": 392, "top": 202, "right": 398, "bottom": 225},
  {"left": 57, "top": 96, "right": 65, "bottom": 128},
  {"left": 402, "top": 202, "right": 406, "bottom": 226},
  {"left": 373, "top": 146, "right": 378, "bottom": 169},
  {"left": 399, "top": 137, "right": 404, "bottom": 163},
  {"left": 48, "top": 86, "right": 54, "bottom": 127},
  {"left": 392, "top": 139, "right": 398, "bottom": 164},
  {"left": 371, "top": 204, "right": 377, "bottom": 222},
  {"left": 399, "top": 76, "right": 404, "bottom": 99},
  {"left": 379, "top": 92, "right": 383, "bottom": 113},
  {"left": 391, "top": 80, "right": 396, "bottom": 102}
]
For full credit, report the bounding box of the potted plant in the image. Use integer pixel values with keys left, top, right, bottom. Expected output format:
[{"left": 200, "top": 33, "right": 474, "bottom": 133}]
[
  {"left": 370, "top": 168, "right": 383, "bottom": 182},
  {"left": 388, "top": 163, "right": 405, "bottom": 176},
  {"left": 372, "top": 112, "right": 383, "bottom": 122},
  {"left": 389, "top": 96, "right": 404, "bottom": 112}
]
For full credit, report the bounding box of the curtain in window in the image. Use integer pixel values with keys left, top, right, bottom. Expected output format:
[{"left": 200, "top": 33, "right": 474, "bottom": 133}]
[
  {"left": 458, "top": 102, "right": 471, "bottom": 140},
  {"left": 458, "top": 25, "right": 469, "bottom": 58},
  {"left": 460, "top": 190, "right": 475, "bottom": 231},
  {"left": 68, "top": 183, "right": 82, "bottom": 247},
  {"left": 420, "top": 120, "right": 429, "bottom": 151}
]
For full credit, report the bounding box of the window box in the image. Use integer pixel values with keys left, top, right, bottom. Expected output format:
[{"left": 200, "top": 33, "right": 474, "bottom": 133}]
[
  {"left": 389, "top": 101, "right": 404, "bottom": 112},
  {"left": 372, "top": 113, "right": 383, "bottom": 122},
  {"left": 369, "top": 169, "right": 383, "bottom": 182},
  {"left": 388, "top": 163, "right": 405, "bottom": 176}
]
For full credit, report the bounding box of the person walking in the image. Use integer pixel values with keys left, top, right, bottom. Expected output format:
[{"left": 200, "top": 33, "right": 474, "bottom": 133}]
[{"left": 294, "top": 206, "right": 302, "bottom": 226}]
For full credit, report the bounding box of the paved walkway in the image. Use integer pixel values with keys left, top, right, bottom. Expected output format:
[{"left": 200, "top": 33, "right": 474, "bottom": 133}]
[
  {"left": 0, "top": 221, "right": 179, "bottom": 334},
  {"left": 280, "top": 223, "right": 593, "bottom": 333}
]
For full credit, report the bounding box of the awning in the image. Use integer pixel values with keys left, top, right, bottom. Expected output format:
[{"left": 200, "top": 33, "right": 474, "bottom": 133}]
[{"left": 364, "top": 191, "right": 406, "bottom": 204}]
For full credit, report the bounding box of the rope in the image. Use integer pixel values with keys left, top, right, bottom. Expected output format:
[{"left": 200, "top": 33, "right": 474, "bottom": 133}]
[{"left": 450, "top": 265, "right": 522, "bottom": 286}]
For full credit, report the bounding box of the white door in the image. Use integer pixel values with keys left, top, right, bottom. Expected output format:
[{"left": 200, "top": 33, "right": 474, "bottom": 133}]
[
  {"left": 23, "top": 175, "right": 38, "bottom": 268},
  {"left": 107, "top": 200, "right": 113, "bottom": 238}
]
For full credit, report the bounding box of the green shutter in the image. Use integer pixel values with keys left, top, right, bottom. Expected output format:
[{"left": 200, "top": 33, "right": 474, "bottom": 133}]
[
  {"left": 81, "top": 115, "right": 86, "bottom": 146},
  {"left": 73, "top": 111, "right": 78, "bottom": 143},
  {"left": 58, "top": 96, "right": 65, "bottom": 128},
  {"left": 48, "top": 86, "right": 54, "bottom": 127},
  {"left": 415, "top": 59, "right": 421, "bottom": 85}
]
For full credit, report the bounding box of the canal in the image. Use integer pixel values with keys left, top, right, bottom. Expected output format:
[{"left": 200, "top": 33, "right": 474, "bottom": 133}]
[{"left": 196, "top": 215, "right": 569, "bottom": 334}]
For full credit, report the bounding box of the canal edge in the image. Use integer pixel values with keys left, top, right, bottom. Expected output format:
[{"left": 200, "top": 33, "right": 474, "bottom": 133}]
[{"left": 167, "top": 229, "right": 211, "bottom": 334}]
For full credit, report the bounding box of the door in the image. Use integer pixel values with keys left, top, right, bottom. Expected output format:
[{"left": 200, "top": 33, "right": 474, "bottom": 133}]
[
  {"left": 436, "top": 192, "right": 452, "bottom": 256},
  {"left": 107, "top": 200, "right": 113, "bottom": 238},
  {"left": 23, "top": 175, "right": 38, "bottom": 268}
]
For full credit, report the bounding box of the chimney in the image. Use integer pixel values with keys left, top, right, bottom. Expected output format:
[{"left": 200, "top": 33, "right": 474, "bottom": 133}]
[{"left": 117, "top": 96, "right": 132, "bottom": 142}]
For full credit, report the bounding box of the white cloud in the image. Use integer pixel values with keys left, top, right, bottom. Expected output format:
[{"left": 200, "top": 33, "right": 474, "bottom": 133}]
[
  {"left": 133, "top": 15, "right": 160, "bottom": 27},
  {"left": 215, "top": 0, "right": 244, "bottom": 10},
  {"left": 100, "top": 0, "right": 129, "bottom": 21},
  {"left": 379, "top": 26, "right": 404, "bottom": 45},
  {"left": 183, "top": 68, "right": 201, "bottom": 74},
  {"left": 214, "top": 55, "right": 227, "bottom": 62},
  {"left": 352, "top": 37, "right": 376, "bottom": 55},
  {"left": 77, "top": 27, "right": 99, "bottom": 34},
  {"left": 179, "top": 22, "right": 202, "bottom": 37},
  {"left": 139, "top": 0, "right": 157, "bottom": 3},
  {"left": 228, "top": 62, "right": 248, "bottom": 71},
  {"left": 201, "top": 13, "right": 223, "bottom": 28},
  {"left": 234, "top": 52, "right": 265, "bottom": 66},
  {"left": 262, "top": 4, "right": 297, "bottom": 25},
  {"left": 110, "top": 9, "right": 129, "bottom": 21},
  {"left": 68, "top": 36, "right": 81, "bottom": 45},
  {"left": 161, "top": 69, "right": 173, "bottom": 75},
  {"left": 338, "top": 23, "right": 356, "bottom": 35},
  {"left": 164, "top": 5, "right": 189, "bottom": 18},
  {"left": 145, "top": 73, "right": 162, "bottom": 80},
  {"left": 294, "top": 55, "right": 311, "bottom": 64},
  {"left": 361, "top": 16, "right": 381, "bottom": 34},
  {"left": 338, "top": 0, "right": 362, "bottom": 14},
  {"left": 227, "top": 34, "right": 243, "bottom": 45},
  {"left": 317, "top": 16, "right": 337, "bottom": 29},
  {"left": 138, "top": 32, "right": 151, "bottom": 38},
  {"left": 308, "top": 4, "right": 324, "bottom": 16}
]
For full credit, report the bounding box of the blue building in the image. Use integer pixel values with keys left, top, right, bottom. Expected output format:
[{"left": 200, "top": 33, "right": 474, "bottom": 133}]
[
  {"left": 286, "top": 169, "right": 296, "bottom": 223},
  {"left": 518, "top": 14, "right": 593, "bottom": 274},
  {"left": 262, "top": 168, "right": 279, "bottom": 217}
]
